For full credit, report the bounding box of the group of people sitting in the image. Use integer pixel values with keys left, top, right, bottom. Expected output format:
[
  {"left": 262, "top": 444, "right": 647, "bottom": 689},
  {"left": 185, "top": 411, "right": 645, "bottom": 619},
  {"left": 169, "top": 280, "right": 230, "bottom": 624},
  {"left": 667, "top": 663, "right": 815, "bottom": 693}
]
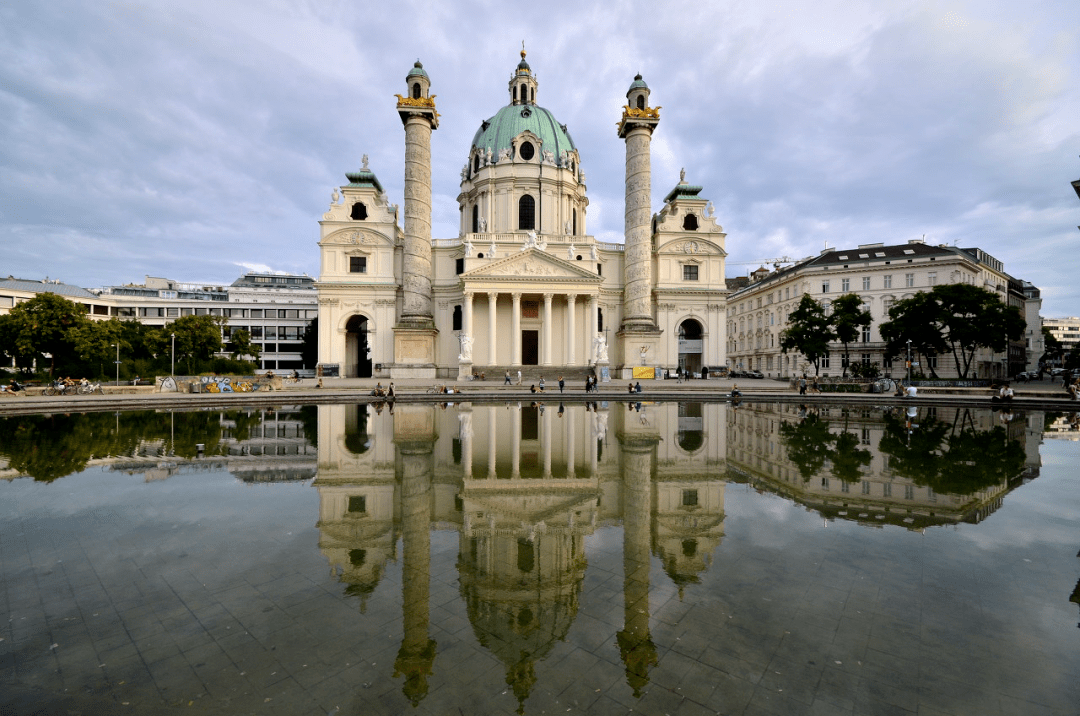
[
  {"left": 626, "top": 382, "right": 642, "bottom": 394},
  {"left": 1, "top": 379, "right": 25, "bottom": 395},
  {"left": 369, "top": 382, "right": 395, "bottom": 398}
]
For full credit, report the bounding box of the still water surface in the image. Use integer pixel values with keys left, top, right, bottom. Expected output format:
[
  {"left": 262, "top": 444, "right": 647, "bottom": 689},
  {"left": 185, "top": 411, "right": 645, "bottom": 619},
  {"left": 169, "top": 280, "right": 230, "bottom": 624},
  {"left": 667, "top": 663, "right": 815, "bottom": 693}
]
[{"left": 1, "top": 402, "right": 1077, "bottom": 715}]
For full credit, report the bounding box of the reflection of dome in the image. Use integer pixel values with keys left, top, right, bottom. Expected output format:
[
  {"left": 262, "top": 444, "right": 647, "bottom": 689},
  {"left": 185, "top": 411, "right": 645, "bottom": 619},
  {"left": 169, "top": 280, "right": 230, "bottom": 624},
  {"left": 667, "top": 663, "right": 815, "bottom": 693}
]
[
  {"left": 470, "top": 104, "right": 576, "bottom": 160},
  {"left": 458, "top": 531, "right": 586, "bottom": 713}
]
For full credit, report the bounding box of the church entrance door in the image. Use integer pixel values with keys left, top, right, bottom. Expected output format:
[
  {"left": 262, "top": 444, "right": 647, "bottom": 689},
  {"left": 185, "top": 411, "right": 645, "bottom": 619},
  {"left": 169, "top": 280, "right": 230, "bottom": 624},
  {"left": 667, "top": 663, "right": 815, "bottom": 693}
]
[
  {"left": 522, "top": 330, "right": 539, "bottom": 365},
  {"left": 345, "top": 315, "right": 373, "bottom": 378}
]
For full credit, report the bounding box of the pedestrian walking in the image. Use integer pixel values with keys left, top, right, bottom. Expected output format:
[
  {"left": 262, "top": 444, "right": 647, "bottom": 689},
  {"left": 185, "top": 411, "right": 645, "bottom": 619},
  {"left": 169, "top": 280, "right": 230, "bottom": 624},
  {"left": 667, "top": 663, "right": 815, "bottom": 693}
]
[
  {"left": 799, "top": 376, "right": 807, "bottom": 395},
  {"left": 516, "top": 370, "right": 522, "bottom": 386},
  {"left": 504, "top": 370, "right": 512, "bottom": 385},
  {"left": 558, "top": 376, "right": 565, "bottom": 393}
]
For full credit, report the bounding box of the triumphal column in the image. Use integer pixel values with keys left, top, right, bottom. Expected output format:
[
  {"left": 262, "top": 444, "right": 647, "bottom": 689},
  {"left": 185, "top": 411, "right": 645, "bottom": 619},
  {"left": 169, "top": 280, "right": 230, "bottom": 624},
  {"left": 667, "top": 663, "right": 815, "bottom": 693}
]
[
  {"left": 393, "top": 61, "right": 440, "bottom": 379},
  {"left": 617, "top": 74, "right": 662, "bottom": 378}
]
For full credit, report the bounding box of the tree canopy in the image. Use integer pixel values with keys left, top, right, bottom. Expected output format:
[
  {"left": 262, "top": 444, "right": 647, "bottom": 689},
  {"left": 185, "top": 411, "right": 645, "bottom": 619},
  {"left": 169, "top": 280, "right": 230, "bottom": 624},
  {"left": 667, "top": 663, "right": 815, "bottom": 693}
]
[
  {"left": 831, "top": 293, "right": 872, "bottom": 378},
  {"left": 168, "top": 314, "right": 226, "bottom": 373},
  {"left": 0, "top": 292, "right": 91, "bottom": 375},
  {"left": 879, "top": 284, "right": 1023, "bottom": 379},
  {"left": 780, "top": 295, "right": 834, "bottom": 376}
]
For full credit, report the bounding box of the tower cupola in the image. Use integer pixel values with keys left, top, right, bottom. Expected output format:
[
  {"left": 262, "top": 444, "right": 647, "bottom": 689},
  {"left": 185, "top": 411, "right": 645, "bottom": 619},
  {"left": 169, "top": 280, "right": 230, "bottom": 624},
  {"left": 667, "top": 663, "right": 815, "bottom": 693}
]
[
  {"left": 508, "top": 47, "right": 538, "bottom": 106},
  {"left": 405, "top": 60, "right": 431, "bottom": 101},
  {"left": 626, "top": 74, "right": 650, "bottom": 112}
]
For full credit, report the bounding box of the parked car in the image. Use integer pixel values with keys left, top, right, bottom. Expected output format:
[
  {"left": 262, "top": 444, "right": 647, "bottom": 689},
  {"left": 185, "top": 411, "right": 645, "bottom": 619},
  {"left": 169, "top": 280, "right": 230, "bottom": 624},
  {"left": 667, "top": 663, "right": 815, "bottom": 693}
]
[{"left": 747, "top": 370, "right": 765, "bottom": 379}]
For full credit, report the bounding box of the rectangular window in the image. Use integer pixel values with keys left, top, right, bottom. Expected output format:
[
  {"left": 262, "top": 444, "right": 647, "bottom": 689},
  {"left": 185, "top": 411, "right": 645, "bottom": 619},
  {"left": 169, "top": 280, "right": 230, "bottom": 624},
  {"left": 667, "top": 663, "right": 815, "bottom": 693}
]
[
  {"left": 905, "top": 273, "right": 915, "bottom": 287},
  {"left": 166, "top": 307, "right": 178, "bottom": 317},
  {"left": 682, "top": 489, "right": 698, "bottom": 507},
  {"left": 862, "top": 326, "right": 871, "bottom": 342},
  {"left": 862, "top": 480, "right": 871, "bottom": 495},
  {"left": 250, "top": 326, "right": 263, "bottom": 339},
  {"left": 822, "top": 281, "right": 830, "bottom": 293},
  {"left": 264, "top": 327, "right": 278, "bottom": 340},
  {"left": 821, "top": 354, "right": 830, "bottom": 368},
  {"left": 883, "top": 354, "right": 893, "bottom": 368},
  {"left": 861, "top": 428, "right": 871, "bottom": 445},
  {"left": 456, "top": 257, "right": 464, "bottom": 275},
  {"left": 841, "top": 278, "right": 850, "bottom": 292},
  {"left": 883, "top": 482, "right": 892, "bottom": 497},
  {"left": 350, "top": 256, "right": 367, "bottom": 274},
  {"left": 181, "top": 308, "right": 193, "bottom": 316},
  {"left": 785, "top": 287, "right": 790, "bottom": 299},
  {"left": 883, "top": 275, "right": 892, "bottom": 289},
  {"left": 928, "top": 271, "right": 936, "bottom": 285},
  {"left": 195, "top": 307, "right": 207, "bottom": 316},
  {"left": 862, "top": 276, "right": 871, "bottom": 290},
  {"left": 250, "top": 309, "right": 263, "bottom": 318},
  {"left": 348, "top": 495, "right": 366, "bottom": 513},
  {"left": 905, "top": 485, "right": 914, "bottom": 500},
  {"left": 683, "top": 265, "right": 699, "bottom": 281}
]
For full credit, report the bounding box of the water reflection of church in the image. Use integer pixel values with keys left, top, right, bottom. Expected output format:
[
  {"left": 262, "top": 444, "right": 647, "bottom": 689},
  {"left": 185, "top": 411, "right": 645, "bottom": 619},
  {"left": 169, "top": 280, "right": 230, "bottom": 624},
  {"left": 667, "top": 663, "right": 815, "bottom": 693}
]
[{"left": 311, "top": 400, "right": 1035, "bottom": 710}]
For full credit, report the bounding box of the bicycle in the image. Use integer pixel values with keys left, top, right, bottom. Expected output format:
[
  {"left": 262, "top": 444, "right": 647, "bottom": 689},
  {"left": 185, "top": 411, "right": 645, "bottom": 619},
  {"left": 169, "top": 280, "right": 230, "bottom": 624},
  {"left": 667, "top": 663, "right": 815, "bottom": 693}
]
[
  {"left": 43, "top": 383, "right": 78, "bottom": 396},
  {"left": 76, "top": 382, "right": 104, "bottom": 395}
]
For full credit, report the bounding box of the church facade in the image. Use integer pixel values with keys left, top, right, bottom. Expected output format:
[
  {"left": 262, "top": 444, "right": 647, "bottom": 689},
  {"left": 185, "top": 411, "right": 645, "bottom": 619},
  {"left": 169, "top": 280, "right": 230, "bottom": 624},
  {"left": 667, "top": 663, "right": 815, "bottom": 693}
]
[{"left": 316, "top": 52, "right": 729, "bottom": 380}]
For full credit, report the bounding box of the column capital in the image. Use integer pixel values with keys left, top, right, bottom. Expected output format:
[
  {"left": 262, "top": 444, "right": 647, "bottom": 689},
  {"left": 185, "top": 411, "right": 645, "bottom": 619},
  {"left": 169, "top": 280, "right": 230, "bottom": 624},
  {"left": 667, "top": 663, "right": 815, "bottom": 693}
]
[
  {"left": 543, "top": 293, "right": 554, "bottom": 303},
  {"left": 487, "top": 292, "right": 499, "bottom": 303},
  {"left": 511, "top": 292, "right": 522, "bottom": 301}
]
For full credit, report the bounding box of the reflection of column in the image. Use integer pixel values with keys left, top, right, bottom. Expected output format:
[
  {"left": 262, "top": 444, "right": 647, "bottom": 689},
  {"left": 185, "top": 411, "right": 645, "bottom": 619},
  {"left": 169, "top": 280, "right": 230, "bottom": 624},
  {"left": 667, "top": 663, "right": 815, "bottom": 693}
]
[
  {"left": 460, "top": 410, "right": 473, "bottom": 479},
  {"left": 463, "top": 291, "right": 474, "bottom": 346},
  {"left": 589, "top": 412, "right": 599, "bottom": 476},
  {"left": 542, "top": 293, "right": 553, "bottom": 366},
  {"left": 617, "top": 436, "right": 659, "bottom": 697},
  {"left": 542, "top": 405, "right": 552, "bottom": 479},
  {"left": 511, "top": 293, "right": 522, "bottom": 367},
  {"left": 393, "top": 440, "right": 436, "bottom": 706},
  {"left": 566, "top": 294, "right": 577, "bottom": 366},
  {"left": 566, "top": 407, "right": 575, "bottom": 479},
  {"left": 512, "top": 406, "right": 521, "bottom": 480},
  {"left": 488, "top": 293, "right": 499, "bottom": 365},
  {"left": 488, "top": 412, "right": 498, "bottom": 479}
]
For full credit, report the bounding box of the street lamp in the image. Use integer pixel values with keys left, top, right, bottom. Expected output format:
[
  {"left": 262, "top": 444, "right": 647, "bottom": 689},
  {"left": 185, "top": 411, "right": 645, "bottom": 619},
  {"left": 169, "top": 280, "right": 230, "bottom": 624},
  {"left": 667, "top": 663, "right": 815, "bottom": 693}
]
[
  {"left": 171, "top": 333, "right": 175, "bottom": 378},
  {"left": 112, "top": 343, "right": 120, "bottom": 386},
  {"left": 906, "top": 339, "right": 912, "bottom": 388}
]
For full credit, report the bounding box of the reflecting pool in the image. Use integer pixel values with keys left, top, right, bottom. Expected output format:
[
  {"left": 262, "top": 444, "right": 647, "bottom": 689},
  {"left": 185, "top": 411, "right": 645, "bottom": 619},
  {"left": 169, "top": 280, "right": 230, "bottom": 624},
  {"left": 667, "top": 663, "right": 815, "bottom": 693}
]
[{"left": 1, "top": 402, "right": 1078, "bottom": 715}]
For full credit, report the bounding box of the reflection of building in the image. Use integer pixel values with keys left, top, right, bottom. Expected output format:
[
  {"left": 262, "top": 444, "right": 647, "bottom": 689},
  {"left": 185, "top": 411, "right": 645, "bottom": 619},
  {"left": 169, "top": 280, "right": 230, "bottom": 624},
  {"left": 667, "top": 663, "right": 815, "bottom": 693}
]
[
  {"left": 312, "top": 400, "right": 728, "bottom": 710},
  {"left": 316, "top": 52, "right": 729, "bottom": 380},
  {"left": 726, "top": 402, "right": 1033, "bottom": 528}
]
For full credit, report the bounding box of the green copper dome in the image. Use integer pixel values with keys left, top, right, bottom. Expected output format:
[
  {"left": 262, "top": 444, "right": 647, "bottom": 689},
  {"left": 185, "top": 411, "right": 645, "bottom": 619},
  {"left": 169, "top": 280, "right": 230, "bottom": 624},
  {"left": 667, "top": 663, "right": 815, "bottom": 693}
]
[
  {"left": 629, "top": 73, "right": 648, "bottom": 90},
  {"left": 406, "top": 60, "right": 428, "bottom": 78},
  {"left": 470, "top": 104, "right": 576, "bottom": 159}
]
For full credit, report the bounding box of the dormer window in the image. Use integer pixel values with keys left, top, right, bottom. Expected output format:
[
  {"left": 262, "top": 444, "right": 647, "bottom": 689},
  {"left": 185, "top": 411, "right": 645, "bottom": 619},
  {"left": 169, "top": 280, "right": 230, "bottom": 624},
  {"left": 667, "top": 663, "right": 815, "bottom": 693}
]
[
  {"left": 351, "top": 202, "right": 367, "bottom": 220},
  {"left": 683, "top": 213, "right": 698, "bottom": 231}
]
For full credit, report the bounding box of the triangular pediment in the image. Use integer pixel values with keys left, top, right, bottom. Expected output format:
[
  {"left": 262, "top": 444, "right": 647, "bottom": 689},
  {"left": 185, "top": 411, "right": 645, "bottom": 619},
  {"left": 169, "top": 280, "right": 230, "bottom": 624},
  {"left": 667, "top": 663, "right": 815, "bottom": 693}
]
[{"left": 462, "top": 248, "right": 601, "bottom": 282}]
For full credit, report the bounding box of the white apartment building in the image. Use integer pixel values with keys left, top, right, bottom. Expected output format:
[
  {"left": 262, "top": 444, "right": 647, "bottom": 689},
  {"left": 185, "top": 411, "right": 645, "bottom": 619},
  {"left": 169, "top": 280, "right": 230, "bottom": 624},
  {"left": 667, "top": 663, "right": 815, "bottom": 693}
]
[
  {"left": 1042, "top": 316, "right": 1080, "bottom": 357},
  {"left": 726, "top": 240, "right": 1034, "bottom": 380}
]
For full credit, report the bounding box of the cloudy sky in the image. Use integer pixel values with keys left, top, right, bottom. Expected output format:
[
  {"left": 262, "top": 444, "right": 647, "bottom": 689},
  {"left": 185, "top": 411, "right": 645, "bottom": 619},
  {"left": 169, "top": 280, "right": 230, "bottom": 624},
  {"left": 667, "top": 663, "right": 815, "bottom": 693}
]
[{"left": 2, "top": 0, "right": 1078, "bottom": 315}]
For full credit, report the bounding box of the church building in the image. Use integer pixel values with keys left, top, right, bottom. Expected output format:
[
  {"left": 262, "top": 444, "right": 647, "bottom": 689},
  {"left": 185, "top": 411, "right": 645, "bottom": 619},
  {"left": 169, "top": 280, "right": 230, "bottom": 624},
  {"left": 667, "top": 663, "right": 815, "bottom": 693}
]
[{"left": 316, "top": 51, "right": 729, "bottom": 380}]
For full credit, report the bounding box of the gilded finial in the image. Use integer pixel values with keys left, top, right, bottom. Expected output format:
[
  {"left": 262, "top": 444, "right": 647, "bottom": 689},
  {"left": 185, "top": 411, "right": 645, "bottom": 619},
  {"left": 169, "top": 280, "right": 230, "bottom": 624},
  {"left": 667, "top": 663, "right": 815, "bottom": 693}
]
[{"left": 521, "top": 41, "right": 526, "bottom": 59}]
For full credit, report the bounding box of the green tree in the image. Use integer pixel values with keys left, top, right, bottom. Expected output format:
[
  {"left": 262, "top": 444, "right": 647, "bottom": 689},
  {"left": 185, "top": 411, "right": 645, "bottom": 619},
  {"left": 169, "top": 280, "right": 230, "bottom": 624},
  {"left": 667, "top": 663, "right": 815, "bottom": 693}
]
[
  {"left": 880, "top": 292, "right": 948, "bottom": 379},
  {"left": 169, "top": 314, "right": 226, "bottom": 374},
  {"left": 777, "top": 413, "right": 835, "bottom": 480},
  {"left": 71, "top": 318, "right": 126, "bottom": 375},
  {"left": 829, "top": 430, "right": 872, "bottom": 483},
  {"left": 0, "top": 292, "right": 91, "bottom": 376},
  {"left": 933, "top": 284, "right": 1024, "bottom": 379},
  {"left": 301, "top": 317, "right": 318, "bottom": 369},
  {"left": 228, "top": 328, "right": 261, "bottom": 362},
  {"left": 1042, "top": 327, "right": 1064, "bottom": 368},
  {"left": 830, "top": 293, "right": 872, "bottom": 378},
  {"left": 780, "top": 295, "right": 835, "bottom": 376}
]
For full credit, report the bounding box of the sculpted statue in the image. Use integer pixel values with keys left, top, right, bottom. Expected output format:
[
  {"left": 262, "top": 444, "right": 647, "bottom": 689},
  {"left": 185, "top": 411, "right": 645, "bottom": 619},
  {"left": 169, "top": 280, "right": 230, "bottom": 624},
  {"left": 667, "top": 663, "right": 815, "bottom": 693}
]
[
  {"left": 523, "top": 230, "right": 538, "bottom": 250},
  {"left": 362, "top": 154, "right": 370, "bottom": 171},
  {"left": 567, "top": 243, "right": 575, "bottom": 260},
  {"left": 486, "top": 147, "right": 493, "bottom": 165},
  {"left": 590, "top": 243, "right": 598, "bottom": 260},
  {"left": 461, "top": 166, "right": 467, "bottom": 181},
  {"left": 464, "top": 238, "right": 473, "bottom": 257},
  {"left": 498, "top": 147, "right": 510, "bottom": 162},
  {"left": 458, "top": 334, "right": 473, "bottom": 362},
  {"left": 579, "top": 168, "right": 586, "bottom": 183},
  {"left": 593, "top": 332, "right": 608, "bottom": 362},
  {"left": 488, "top": 240, "right": 497, "bottom": 257},
  {"left": 477, "top": 216, "right": 487, "bottom": 232},
  {"left": 594, "top": 410, "right": 609, "bottom": 440},
  {"left": 679, "top": 167, "right": 686, "bottom": 182},
  {"left": 564, "top": 220, "right": 571, "bottom": 235},
  {"left": 458, "top": 411, "right": 473, "bottom": 440},
  {"left": 331, "top": 187, "right": 340, "bottom": 204},
  {"left": 707, "top": 201, "right": 715, "bottom": 217}
]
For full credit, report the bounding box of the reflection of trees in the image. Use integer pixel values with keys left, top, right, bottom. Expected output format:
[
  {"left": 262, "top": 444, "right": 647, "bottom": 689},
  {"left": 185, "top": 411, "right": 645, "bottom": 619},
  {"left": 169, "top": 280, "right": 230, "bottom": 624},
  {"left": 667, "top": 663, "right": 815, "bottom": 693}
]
[
  {"left": 877, "top": 412, "right": 1025, "bottom": 494},
  {"left": 830, "top": 431, "right": 871, "bottom": 483},
  {"left": 0, "top": 410, "right": 293, "bottom": 481},
  {"left": 777, "top": 413, "right": 870, "bottom": 482},
  {"left": 777, "top": 414, "right": 833, "bottom": 480}
]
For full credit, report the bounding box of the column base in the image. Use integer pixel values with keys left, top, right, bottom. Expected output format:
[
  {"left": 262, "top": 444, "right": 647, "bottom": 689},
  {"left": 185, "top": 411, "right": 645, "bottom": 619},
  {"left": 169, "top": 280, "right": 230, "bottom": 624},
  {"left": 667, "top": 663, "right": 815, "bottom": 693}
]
[
  {"left": 457, "top": 362, "right": 473, "bottom": 381},
  {"left": 392, "top": 325, "right": 438, "bottom": 380},
  {"left": 616, "top": 327, "right": 663, "bottom": 380}
]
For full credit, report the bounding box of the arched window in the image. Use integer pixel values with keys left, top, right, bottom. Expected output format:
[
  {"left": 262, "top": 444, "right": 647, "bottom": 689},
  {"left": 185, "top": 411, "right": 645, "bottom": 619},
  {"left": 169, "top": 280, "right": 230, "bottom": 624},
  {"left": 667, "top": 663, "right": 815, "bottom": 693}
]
[
  {"left": 513, "top": 85, "right": 518, "bottom": 102},
  {"left": 597, "top": 308, "right": 604, "bottom": 332},
  {"left": 572, "top": 209, "right": 577, "bottom": 235},
  {"left": 518, "top": 195, "right": 535, "bottom": 230},
  {"left": 471, "top": 205, "right": 479, "bottom": 234},
  {"left": 683, "top": 213, "right": 698, "bottom": 231},
  {"left": 473, "top": 154, "right": 480, "bottom": 173},
  {"left": 521, "top": 85, "right": 527, "bottom": 103},
  {"left": 636, "top": 95, "right": 645, "bottom": 110},
  {"left": 452, "top": 305, "right": 462, "bottom": 331},
  {"left": 351, "top": 202, "right": 367, "bottom": 220},
  {"left": 518, "top": 141, "right": 534, "bottom": 161},
  {"left": 530, "top": 87, "right": 534, "bottom": 103},
  {"left": 412, "top": 83, "right": 421, "bottom": 100}
]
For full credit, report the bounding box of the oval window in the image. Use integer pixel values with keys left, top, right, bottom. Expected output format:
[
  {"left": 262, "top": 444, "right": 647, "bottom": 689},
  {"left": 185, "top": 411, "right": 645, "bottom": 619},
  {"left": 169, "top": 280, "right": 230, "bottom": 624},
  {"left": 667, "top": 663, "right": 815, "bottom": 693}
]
[{"left": 519, "top": 142, "right": 534, "bottom": 161}]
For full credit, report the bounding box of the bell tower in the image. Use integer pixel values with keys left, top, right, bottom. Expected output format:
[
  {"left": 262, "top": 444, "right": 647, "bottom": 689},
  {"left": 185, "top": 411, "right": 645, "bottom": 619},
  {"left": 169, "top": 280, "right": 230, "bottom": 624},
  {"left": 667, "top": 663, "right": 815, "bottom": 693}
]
[{"left": 508, "top": 46, "right": 538, "bottom": 106}]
